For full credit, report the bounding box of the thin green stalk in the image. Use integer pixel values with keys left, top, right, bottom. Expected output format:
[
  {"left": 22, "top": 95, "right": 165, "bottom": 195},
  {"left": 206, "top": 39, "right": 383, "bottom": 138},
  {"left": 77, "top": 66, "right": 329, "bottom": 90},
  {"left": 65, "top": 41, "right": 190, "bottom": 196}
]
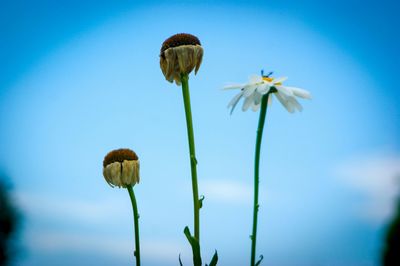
[
  {"left": 127, "top": 185, "right": 141, "bottom": 266},
  {"left": 250, "top": 93, "right": 270, "bottom": 266},
  {"left": 181, "top": 73, "right": 201, "bottom": 242}
]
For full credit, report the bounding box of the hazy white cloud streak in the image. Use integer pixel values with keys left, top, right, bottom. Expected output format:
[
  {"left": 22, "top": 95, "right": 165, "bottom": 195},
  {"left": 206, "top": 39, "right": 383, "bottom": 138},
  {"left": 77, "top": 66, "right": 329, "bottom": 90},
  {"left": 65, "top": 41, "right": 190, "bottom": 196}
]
[
  {"left": 200, "top": 179, "right": 253, "bottom": 205},
  {"left": 336, "top": 153, "right": 400, "bottom": 224}
]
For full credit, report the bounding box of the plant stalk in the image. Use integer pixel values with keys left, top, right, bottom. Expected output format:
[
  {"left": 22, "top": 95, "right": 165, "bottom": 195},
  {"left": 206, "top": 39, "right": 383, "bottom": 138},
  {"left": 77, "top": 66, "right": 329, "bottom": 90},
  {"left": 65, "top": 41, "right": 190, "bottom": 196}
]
[
  {"left": 127, "top": 185, "right": 141, "bottom": 266},
  {"left": 181, "top": 73, "right": 201, "bottom": 242},
  {"left": 250, "top": 93, "right": 270, "bottom": 266}
]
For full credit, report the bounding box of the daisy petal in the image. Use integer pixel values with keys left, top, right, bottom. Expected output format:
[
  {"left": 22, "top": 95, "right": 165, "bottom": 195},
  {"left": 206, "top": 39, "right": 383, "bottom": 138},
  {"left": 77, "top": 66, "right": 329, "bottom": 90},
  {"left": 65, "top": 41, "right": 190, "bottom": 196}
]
[
  {"left": 256, "top": 83, "right": 270, "bottom": 94},
  {"left": 243, "top": 84, "right": 257, "bottom": 97},
  {"left": 276, "top": 85, "right": 294, "bottom": 97},
  {"left": 249, "top": 75, "right": 262, "bottom": 83},
  {"left": 252, "top": 102, "right": 261, "bottom": 111},
  {"left": 223, "top": 84, "right": 245, "bottom": 90},
  {"left": 228, "top": 92, "right": 243, "bottom": 107},
  {"left": 268, "top": 94, "right": 273, "bottom": 105},
  {"left": 288, "top": 96, "right": 303, "bottom": 112},
  {"left": 273, "top": 76, "right": 288, "bottom": 84},
  {"left": 228, "top": 92, "right": 244, "bottom": 114},
  {"left": 253, "top": 91, "right": 262, "bottom": 105},
  {"left": 275, "top": 92, "right": 294, "bottom": 113},
  {"left": 242, "top": 95, "right": 254, "bottom": 111},
  {"left": 285, "top": 86, "right": 312, "bottom": 99}
]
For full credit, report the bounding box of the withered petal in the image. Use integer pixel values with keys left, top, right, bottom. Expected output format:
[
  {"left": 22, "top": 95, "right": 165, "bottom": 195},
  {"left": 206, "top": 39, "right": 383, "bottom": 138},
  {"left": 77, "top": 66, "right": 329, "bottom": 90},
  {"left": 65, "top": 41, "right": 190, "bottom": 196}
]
[{"left": 194, "top": 46, "right": 203, "bottom": 74}]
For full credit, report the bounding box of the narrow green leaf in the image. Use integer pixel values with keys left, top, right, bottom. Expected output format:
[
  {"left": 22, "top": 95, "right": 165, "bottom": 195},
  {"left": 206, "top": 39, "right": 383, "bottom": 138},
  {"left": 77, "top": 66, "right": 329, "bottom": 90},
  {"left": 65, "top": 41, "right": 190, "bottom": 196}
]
[
  {"left": 183, "top": 226, "right": 202, "bottom": 266},
  {"left": 207, "top": 250, "right": 218, "bottom": 266},
  {"left": 179, "top": 254, "right": 183, "bottom": 266},
  {"left": 255, "top": 255, "right": 264, "bottom": 266},
  {"left": 199, "top": 195, "right": 205, "bottom": 209},
  {"left": 190, "top": 155, "right": 198, "bottom": 165}
]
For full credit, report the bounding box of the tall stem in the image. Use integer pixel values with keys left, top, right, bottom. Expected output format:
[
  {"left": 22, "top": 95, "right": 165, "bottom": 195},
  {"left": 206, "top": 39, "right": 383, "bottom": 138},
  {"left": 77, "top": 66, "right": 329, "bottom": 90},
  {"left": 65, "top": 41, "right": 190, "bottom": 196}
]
[
  {"left": 127, "top": 185, "right": 141, "bottom": 266},
  {"left": 250, "top": 93, "right": 270, "bottom": 266},
  {"left": 181, "top": 73, "right": 201, "bottom": 242}
]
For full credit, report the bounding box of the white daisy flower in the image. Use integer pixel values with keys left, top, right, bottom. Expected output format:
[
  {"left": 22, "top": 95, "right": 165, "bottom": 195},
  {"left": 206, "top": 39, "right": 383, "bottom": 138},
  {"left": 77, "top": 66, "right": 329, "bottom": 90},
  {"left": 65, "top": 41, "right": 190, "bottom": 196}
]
[{"left": 224, "top": 74, "right": 311, "bottom": 114}]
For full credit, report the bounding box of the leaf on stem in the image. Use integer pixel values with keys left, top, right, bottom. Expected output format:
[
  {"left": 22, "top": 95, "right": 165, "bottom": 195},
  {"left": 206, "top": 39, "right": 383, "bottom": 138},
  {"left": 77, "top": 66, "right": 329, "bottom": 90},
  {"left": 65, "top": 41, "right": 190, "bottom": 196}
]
[
  {"left": 190, "top": 155, "right": 198, "bottom": 165},
  {"left": 179, "top": 254, "right": 183, "bottom": 266},
  {"left": 206, "top": 250, "right": 218, "bottom": 266},
  {"left": 255, "top": 255, "right": 264, "bottom": 266},
  {"left": 199, "top": 195, "right": 205, "bottom": 209},
  {"left": 183, "top": 226, "right": 202, "bottom": 266}
]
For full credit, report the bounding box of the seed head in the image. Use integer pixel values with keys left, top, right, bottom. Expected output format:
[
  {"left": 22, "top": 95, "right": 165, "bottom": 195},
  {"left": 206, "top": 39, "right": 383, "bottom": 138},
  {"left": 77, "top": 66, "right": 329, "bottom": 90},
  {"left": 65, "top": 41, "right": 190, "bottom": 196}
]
[
  {"left": 102, "top": 148, "right": 140, "bottom": 188},
  {"left": 160, "top": 33, "right": 203, "bottom": 85},
  {"left": 103, "top": 148, "right": 138, "bottom": 167},
  {"left": 160, "top": 33, "right": 201, "bottom": 55}
]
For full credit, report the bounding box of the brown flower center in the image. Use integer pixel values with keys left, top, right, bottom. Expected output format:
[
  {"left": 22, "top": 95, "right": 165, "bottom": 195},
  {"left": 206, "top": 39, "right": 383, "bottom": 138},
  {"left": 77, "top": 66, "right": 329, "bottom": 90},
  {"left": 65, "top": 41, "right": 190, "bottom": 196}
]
[
  {"left": 103, "top": 148, "right": 138, "bottom": 167},
  {"left": 160, "top": 33, "right": 201, "bottom": 55}
]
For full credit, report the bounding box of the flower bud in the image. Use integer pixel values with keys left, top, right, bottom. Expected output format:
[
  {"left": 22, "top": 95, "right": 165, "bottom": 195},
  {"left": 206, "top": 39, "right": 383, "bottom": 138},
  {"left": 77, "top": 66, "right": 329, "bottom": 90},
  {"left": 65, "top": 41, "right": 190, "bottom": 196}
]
[
  {"left": 160, "top": 33, "right": 203, "bottom": 85},
  {"left": 103, "top": 148, "right": 140, "bottom": 188}
]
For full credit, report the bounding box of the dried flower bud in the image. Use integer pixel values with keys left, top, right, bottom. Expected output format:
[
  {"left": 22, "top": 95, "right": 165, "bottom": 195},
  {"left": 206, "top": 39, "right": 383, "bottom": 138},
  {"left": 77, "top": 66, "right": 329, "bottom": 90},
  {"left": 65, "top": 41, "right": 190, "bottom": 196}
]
[
  {"left": 160, "top": 33, "right": 203, "bottom": 85},
  {"left": 103, "top": 148, "right": 140, "bottom": 188}
]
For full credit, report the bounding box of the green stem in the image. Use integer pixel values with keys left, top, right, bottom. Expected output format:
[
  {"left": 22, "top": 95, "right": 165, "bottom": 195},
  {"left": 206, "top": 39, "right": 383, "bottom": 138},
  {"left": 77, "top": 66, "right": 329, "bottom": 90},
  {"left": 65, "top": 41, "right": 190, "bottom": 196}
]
[
  {"left": 127, "top": 185, "right": 141, "bottom": 266},
  {"left": 250, "top": 93, "right": 270, "bottom": 266},
  {"left": 181, "top": 73, "right": 201, "bottom": 242}
]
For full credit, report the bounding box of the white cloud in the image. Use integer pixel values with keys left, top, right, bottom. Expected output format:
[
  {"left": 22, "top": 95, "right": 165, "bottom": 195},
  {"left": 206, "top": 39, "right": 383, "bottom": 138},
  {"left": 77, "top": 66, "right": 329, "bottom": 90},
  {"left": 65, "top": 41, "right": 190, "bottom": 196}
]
[
  {"left": 17, "top": 192, "right": 188, "bottom": 263},
  {"left": 15, "top": 191, "right": 128, "bottom": 224},
  {"left": 26, "top": 231, "right": 130, "bottom": 257},
  {"left": 200, "top": 179, "right": 252, "bottom": 205},
  {"left": 335, "top": 152, "right": 400, "bottom": 224},
  {"left": 25, "top": 230, "right": 185, "bottom": 263}
]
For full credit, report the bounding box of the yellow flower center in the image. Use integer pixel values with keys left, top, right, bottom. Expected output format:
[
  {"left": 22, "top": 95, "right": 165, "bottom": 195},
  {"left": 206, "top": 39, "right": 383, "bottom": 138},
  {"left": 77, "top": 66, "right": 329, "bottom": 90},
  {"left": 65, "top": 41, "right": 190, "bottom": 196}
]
[{"left": 262, "top": 77, "right": 282, "bottom": 85}]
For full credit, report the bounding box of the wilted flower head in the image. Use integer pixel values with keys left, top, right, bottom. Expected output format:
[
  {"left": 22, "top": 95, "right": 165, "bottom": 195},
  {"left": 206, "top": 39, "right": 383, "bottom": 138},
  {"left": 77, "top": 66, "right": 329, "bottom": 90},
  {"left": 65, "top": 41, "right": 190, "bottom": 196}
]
[
  {"left": 103, "top": 148, "right": 140, "bottom": 188},
  {"left": 160, "top": 33, "right": 203, "bottom": 85}
]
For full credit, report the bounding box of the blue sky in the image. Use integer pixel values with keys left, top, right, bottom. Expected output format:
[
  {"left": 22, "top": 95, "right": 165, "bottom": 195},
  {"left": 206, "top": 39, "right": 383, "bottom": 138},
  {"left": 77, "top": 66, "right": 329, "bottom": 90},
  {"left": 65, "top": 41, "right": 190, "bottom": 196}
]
[{"left": 1, "top": 1, "right": 399, "bottom": 265}]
